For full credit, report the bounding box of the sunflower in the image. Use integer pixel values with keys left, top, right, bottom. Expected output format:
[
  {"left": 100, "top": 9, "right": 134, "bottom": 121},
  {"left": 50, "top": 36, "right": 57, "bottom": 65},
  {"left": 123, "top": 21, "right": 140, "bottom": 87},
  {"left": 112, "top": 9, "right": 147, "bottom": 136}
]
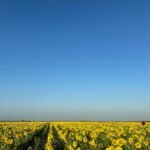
[
  {"left": 83, "top": 137, "right": 87, "bottom": 142},
  {"left": 138, "top": 136, "right": 144, "bottom": 143},
  {"left": 135, "top": 142, "right": 141, "bottom": 149},
  {"left": 24, "top": 131, "right": 28, "bottom": 136},
  {"left": 7, "top": 139, "right": 13, "bottom": 145},
  {"left": 116, "top": 138, "right": 125, "bottom": 146},
  {"left": 112, "top": 139, "right": 117, "bottom": 145},
  {"left": 106, "top": 146, "right": 115, "bottom": 150},
  {"left": 116, "top": 147, "right": 123, "bottom": 150},
  {"left": 128, "top": 137, "right": 133, "bottom": 144},
  {"left": 72, "top": 141, "right": 77, "bottom": 147},
  {"left": 144, "top": 141, "right": 148, "bottom": 146},
  {"left": 89, "top": 140, "right": 96, "bottom": 146}
]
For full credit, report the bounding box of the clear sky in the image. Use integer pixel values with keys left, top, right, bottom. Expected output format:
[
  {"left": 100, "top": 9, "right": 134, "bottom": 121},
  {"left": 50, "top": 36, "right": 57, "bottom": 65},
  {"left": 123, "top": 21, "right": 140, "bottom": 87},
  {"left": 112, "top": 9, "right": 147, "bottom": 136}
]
[{"left": 0, "top": 0, "right": 150, "bottom": 121}]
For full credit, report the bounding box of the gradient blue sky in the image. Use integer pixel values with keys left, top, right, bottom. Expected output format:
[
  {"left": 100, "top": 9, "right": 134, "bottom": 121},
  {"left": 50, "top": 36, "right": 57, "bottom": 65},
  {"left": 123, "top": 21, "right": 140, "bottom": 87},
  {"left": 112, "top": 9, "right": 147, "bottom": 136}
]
[{"left": 0, "top": 0, "right": 150, "bottom": 121}]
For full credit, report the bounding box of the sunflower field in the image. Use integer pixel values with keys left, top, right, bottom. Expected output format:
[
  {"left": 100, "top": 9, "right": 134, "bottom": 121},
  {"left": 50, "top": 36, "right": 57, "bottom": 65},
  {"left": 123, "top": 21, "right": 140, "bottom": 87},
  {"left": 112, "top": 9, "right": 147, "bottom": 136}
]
[{"left": 0, "top": 122, "right": 150, "bottom": 150}]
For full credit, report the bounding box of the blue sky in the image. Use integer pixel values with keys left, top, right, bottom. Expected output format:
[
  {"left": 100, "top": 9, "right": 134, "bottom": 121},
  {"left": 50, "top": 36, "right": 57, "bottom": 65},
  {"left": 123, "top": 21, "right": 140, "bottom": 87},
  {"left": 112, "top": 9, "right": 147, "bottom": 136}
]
[{"left": 0, "top": 0, "right": 150, "bottom": 121}]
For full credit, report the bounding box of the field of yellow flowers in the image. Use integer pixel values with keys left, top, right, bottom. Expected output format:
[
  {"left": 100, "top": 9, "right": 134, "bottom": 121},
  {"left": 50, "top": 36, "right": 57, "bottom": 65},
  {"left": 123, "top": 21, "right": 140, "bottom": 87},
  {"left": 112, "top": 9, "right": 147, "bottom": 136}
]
[
  {"left": 0, "top": 122, "right": 49, "bottom": 150},
  {"left": 0, "top": 122, "right": 150, "bottom": 150}
]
